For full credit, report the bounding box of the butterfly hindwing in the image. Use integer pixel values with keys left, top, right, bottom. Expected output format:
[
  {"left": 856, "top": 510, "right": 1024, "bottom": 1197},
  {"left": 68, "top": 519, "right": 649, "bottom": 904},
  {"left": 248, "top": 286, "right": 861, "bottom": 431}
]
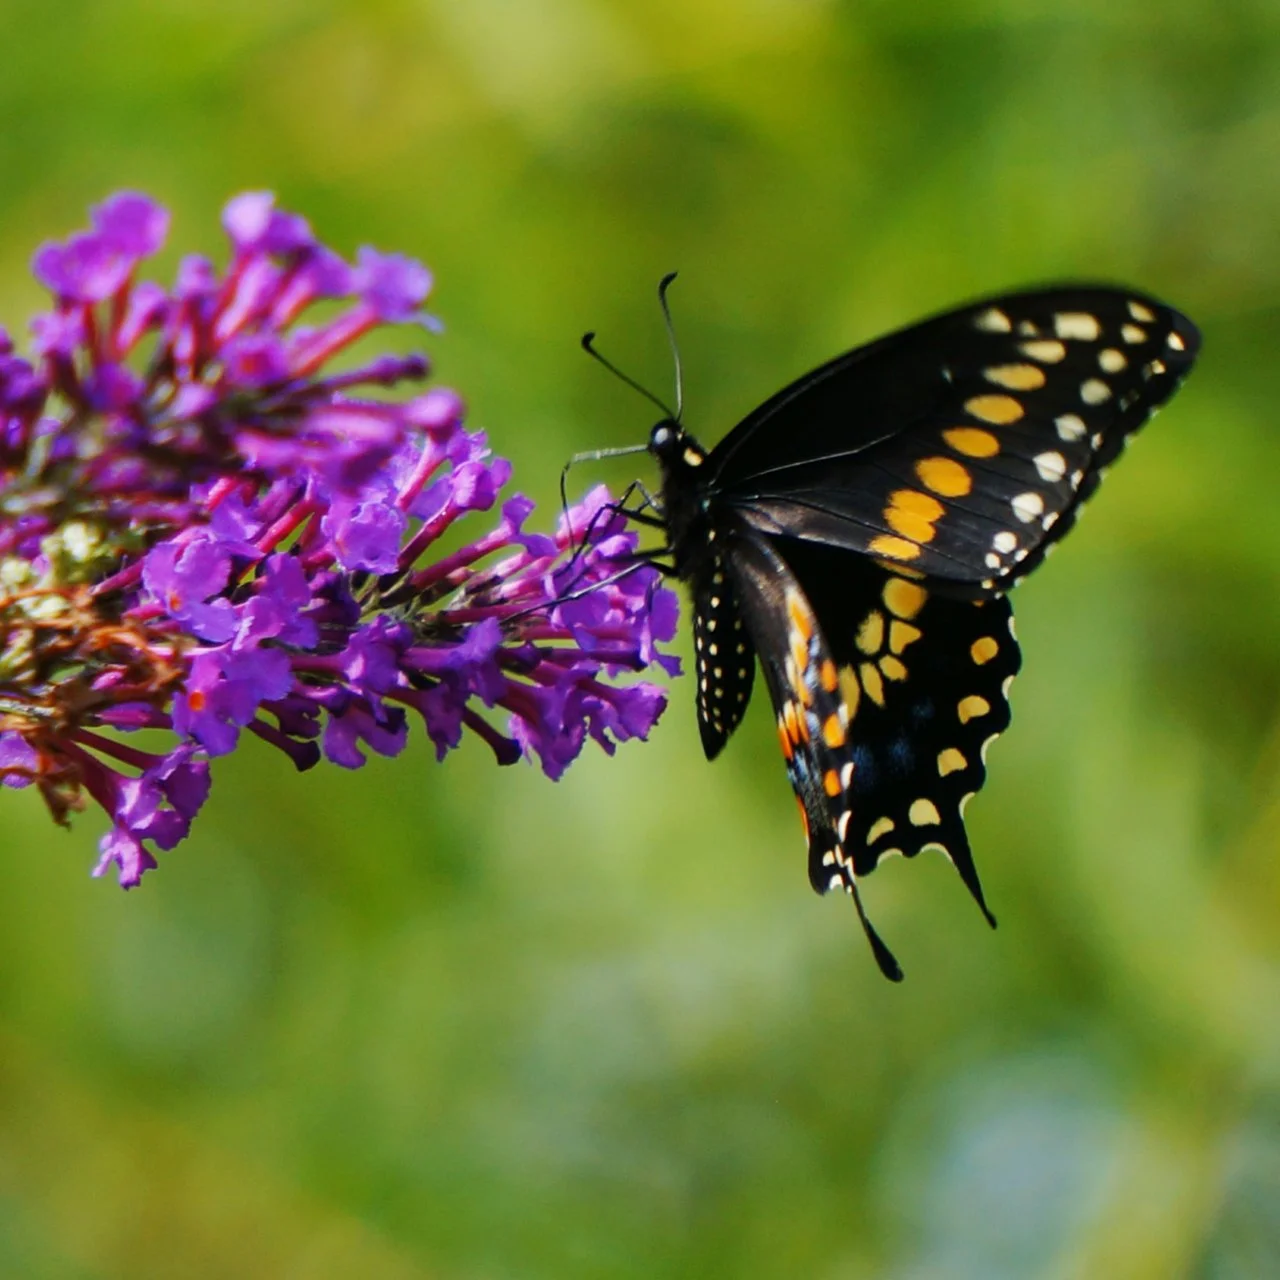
[
  {"left": 725, "top": 531, "right": 903, "bottom": 979},
  {"left": 779, "top": 539, "right": 1020, "bottom": 918},
  {"left": 713, "top": 287, "right": 1200, "bottom": 596}
]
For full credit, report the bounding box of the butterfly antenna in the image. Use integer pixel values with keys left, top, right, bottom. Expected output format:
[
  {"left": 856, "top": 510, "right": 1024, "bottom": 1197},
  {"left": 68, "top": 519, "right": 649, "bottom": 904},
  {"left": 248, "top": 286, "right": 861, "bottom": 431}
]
[
  {"left": 656, "top": 271, "right": 684, "bottom": 422},
  {"left": 581, "top": 331, "right": 677, "bottom": 420}
]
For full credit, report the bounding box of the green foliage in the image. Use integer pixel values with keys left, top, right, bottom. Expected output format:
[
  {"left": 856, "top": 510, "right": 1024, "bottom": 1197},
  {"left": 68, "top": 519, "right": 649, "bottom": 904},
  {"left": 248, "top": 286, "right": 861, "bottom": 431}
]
[{"left": 1, "top": 1, "right": 1277, "bottom": 1274}]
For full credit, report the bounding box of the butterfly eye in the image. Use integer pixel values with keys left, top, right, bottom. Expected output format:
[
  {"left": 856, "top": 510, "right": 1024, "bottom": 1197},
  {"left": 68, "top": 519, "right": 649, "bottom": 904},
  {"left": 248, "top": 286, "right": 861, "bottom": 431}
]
[{"left": 650, "top": 423, "right": 673, "bottom": 450}]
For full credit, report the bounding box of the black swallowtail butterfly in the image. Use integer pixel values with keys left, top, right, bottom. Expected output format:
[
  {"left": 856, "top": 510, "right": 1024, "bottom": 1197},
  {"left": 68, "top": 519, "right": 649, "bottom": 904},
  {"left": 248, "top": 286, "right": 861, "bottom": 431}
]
[{"left": 594, "top": 284, "right": 1199, "bottom": 980}]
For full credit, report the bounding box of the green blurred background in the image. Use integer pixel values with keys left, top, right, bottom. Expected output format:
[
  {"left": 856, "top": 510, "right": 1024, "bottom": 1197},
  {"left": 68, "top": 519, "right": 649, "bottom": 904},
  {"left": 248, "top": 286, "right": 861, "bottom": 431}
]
[{"left": 0, "top": 0, "right": 1278, "bottom": 1275}]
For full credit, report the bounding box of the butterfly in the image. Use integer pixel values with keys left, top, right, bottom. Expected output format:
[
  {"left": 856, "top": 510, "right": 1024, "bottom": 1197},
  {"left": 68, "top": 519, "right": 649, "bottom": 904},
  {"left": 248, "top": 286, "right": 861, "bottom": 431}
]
[{"left": 589, "top": 283, "right": 1199, "bottom": 980}]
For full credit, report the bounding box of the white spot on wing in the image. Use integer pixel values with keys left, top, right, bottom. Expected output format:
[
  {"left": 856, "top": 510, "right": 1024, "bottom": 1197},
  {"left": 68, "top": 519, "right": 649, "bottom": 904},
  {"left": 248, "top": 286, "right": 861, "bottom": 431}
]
[
  {"left": 1034, "top": 451, "right": 1067, "bottom": 483},
  {"left": 1055, "top": 312, "right": 1101, "bottom": 341},
  {"left": 974, "top": 307, "right": 1012, "bottom": 333},
  {"left": 1012, "top": 492, "right": 1044, "bottom": 522}
]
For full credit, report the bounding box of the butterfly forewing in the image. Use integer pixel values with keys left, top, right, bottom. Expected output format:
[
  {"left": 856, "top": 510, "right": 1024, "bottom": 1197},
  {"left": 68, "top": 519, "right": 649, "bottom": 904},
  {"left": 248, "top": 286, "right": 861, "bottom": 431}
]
[{"left": 714, "top": 288, "right": 1200, "bottom": 595}]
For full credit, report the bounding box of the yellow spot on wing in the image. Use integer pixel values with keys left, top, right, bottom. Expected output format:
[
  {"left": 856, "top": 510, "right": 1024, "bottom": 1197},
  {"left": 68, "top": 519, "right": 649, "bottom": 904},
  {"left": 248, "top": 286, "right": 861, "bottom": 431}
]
[
  {"left": 819, "top": 659, "right": 838, "bottom": 692},
  {"left": 790, "top": 630, "right": 809, "bottom": 675},
  {"left": 882, "top": 577, "right": 928, "bottom": 619},
  {"left": 868, "top": 535, "right": 921, "bottom": 561},
  {"left": 822, "top": 714, "right": 845, "bottom": 747},
  {"left": 958, "top": 695, "right": 991, "bottom": 723},
  {"left": 909, "top": 798, "right": 942, "bottom": 826},
  {"left": 944, "top": 427, "right": 1000, "bottom": 458},
  {"left": 966, "top": 394, "right": 1024, "bottom": 425},
  {"left": 823, "top": 769, "right": 843, "bottom": 797},
  {"left": 889, "top": 620, "right": 922, "bottom": 653},
  {"left": 856, "top": 609, "right": 885, "bottom": 655},
  {"left": 937, "top": 748, "right": 967, "bottom": 776},
  {"left": 970, "top": 636, "right": 999, "bottom": 664},
  {"left": 859, "top": 661, "right": 885, "bottom": 707},
  {"left": 916, "top": 455, "right": 972, "bottom": 497},
  {"left": 795, "top": 670, "right": 814, "bottom": 708},
  {"left": 866, "top": 816, "right": 895, "bottom": 844},
  {"left": 985, "top": 363, "right": 1046, "bottom": 390},
  {"left": 1128, "top": 300, "right": 1155, "bottom": 322},
  {"left": 838, "top": 665, "right": 862, "bottom": 721},
  {"left": 879, "top": 655, "right": 907, "bottom": 681}
]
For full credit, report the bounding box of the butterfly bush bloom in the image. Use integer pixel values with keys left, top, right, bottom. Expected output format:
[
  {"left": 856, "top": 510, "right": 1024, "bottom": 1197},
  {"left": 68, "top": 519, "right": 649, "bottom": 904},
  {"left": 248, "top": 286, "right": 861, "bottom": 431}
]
[{"left": 0, "top": 192, "right": 678, "bottom": 886}]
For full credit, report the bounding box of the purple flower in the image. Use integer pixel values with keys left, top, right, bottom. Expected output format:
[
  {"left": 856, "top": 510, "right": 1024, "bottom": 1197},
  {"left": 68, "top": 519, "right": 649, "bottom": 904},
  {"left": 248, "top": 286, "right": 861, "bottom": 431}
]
[{"left": 0, "top": 192, "right": 678, "bottom": 885}]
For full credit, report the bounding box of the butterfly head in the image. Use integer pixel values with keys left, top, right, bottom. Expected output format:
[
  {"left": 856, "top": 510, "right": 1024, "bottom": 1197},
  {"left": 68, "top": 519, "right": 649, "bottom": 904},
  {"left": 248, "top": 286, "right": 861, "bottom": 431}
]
[{"left": 648, "top": 419, "right": 706, "bottom": 471}]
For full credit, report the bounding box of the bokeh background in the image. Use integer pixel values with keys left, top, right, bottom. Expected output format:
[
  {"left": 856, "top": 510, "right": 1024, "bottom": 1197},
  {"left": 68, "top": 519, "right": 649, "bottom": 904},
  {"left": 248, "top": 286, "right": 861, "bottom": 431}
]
[{"left": 0, "top": 1, "right": 1278, "bottom": 1276}]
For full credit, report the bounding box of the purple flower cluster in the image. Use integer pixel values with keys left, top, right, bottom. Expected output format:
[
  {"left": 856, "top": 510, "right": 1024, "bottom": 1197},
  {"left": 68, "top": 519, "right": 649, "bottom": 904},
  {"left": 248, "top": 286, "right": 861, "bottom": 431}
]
[{"left": 0, "top": 192, "right": 677, "bottom": 886}]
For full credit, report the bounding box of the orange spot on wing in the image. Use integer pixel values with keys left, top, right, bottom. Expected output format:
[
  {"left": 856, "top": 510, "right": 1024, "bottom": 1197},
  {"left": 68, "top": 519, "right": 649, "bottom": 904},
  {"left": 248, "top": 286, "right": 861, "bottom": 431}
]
[
  {"left": 970, "top": 637, "right": 999, "bottom": 665},
  {"left": 783, "top": 701, "right": 800, "bottom": 745},
  {"left": 786, "top": 590, "right": 813, "bottom": 641},
  {"left": 885, "top": 489, "right": 944, "bottom": 543},
  {"left": 965, "top": 394, "right": 1024, "bottom": 424},
  {"left": 943, "top": 427, "right": 1000, "bottom": 458},
  {"left": 882, "top": 578, "right": 928, "bottom": 619},
  {"left": 916, "top": 456, "right": 972, "bottom": 497},
  {"left": 868, "top": 535, "right": 921, "bottom": 561}
]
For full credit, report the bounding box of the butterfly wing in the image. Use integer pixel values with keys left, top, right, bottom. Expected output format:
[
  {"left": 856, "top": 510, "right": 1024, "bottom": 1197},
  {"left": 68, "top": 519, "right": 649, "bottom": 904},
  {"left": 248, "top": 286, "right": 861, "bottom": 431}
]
[
  {"left": 725, "top": 530, "right": 905, "bottom": 980},
  {"left": 707, "top": 287, "right": 1199, "bottom": 595},
  {"left": 727, "top": 532, "right": 1023, "bottom": 979},
  {"left": 777, "top": 539, "right": 1020, "bottom": 895}
]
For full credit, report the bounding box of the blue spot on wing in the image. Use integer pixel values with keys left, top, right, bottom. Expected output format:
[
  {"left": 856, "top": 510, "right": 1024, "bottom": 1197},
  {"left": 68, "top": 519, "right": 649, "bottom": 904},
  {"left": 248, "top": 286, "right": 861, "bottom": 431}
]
[{"left": 850, "top": 745, "right": 877, "bottom": 792}]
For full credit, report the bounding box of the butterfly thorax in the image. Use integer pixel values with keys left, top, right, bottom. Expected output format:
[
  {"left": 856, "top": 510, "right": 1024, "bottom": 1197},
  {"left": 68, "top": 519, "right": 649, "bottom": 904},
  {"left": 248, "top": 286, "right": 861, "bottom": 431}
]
[{"left": 648, "top": 419, "right": 714, "bottom": 579}]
